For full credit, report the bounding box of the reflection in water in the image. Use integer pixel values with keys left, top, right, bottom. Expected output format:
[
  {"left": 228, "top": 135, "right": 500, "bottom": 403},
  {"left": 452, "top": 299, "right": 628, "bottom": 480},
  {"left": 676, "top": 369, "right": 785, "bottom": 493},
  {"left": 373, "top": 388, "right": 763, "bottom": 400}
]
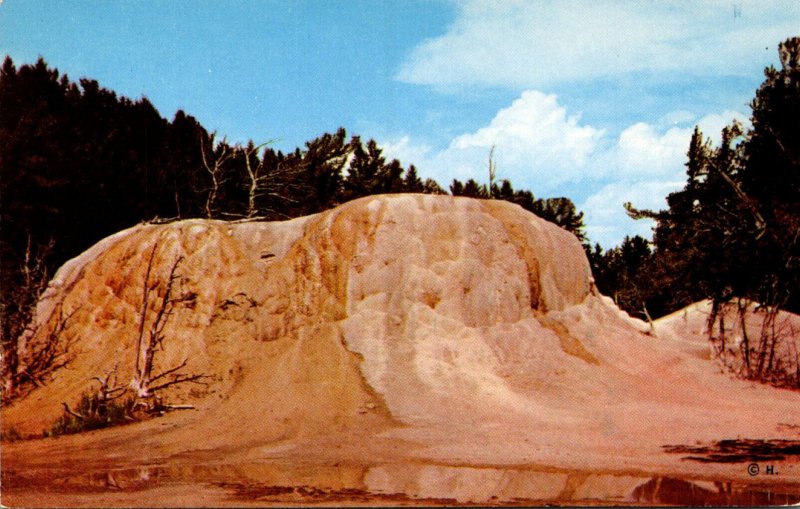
[
  {"left": 631, "top": 477, "right": 800, "bottom": 506},
  {"left": 3, "top": 461, "right": 800, "bottom": 506}
]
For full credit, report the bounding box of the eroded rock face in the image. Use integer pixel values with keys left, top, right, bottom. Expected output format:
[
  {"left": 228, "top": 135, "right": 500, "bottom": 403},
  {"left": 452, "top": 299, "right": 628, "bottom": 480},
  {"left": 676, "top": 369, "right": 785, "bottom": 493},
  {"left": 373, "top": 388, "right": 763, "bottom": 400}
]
[{"left": 7, "top": 194, "right": 592, "bottom": 434}]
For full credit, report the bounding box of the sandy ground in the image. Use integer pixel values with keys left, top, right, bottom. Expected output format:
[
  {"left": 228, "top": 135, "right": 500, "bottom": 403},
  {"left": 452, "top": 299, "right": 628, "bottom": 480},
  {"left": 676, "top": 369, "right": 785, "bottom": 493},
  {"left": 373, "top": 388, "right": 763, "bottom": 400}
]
[{"left": 3, "top": 194, "right": 800, "bottom": 506}]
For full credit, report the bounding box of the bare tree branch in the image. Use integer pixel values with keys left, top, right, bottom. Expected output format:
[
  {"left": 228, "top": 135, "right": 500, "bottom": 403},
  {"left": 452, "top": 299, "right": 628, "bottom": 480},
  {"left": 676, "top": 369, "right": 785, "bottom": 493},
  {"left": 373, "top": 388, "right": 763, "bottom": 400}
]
[
  {"left": 148, "top": 373, "right": 207, "bottom": 393},
  {"left": 200, "top": 133, "right": 235, "bottom": 219},
  {"left": 135, "top": 245, "right": 158, "bottom": 378},
  {"left": 61, "top": 402, "right": 85, "bottom": 420},
  {"left": 147, "top": 358, "right": 189, "bottom": 385}
]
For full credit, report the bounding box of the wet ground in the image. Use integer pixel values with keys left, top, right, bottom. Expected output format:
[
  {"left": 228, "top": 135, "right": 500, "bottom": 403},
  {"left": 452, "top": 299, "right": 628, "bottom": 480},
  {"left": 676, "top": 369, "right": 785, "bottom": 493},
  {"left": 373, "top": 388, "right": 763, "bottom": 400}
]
[{"left": 3, "top": 460, "right": 800, "bottom": 507}]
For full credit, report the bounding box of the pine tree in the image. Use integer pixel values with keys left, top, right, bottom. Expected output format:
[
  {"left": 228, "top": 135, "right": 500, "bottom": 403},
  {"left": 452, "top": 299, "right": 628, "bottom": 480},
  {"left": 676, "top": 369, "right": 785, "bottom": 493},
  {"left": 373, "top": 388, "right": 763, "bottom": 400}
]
[
  {"left": 344, "top": 138, "right": 404, "bottom": 199},
  {"left": 530, "top": 197, "right": 587, "bottom": 243},
  {"left": 402, "top": 165, "right": 424, "bottom": 193},
  {"left": 294, "top": 127, "right": 351, "bottom": 214},
  {"left": 449, "top": 179, "right": 464, "bottom": 196}
]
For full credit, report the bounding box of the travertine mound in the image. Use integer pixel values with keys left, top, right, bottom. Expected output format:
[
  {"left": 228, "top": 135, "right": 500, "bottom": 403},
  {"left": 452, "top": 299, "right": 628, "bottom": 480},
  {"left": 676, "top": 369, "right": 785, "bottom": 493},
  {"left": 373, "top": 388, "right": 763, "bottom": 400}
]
[
  {"left": 4, "top": 194, "right": 800, "bottom": 477},
  {"left": 7, "top": 194, "right": 591, "bottom": 432}
]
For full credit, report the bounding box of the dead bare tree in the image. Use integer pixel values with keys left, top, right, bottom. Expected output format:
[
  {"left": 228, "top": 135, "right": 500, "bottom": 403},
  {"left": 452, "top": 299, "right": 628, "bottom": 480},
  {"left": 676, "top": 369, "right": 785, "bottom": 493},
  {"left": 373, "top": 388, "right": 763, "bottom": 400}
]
[
  {"left": 1, "top": 235, "right": 54, "bottom": 400},
  {"left": 239, "top": 142, "right": 305, "bottom": 220},
  {"left": 130, "top": 244, "right": 205, "bottom": 411},
  {"left": 200, "top": 133, "right": 235, "bottom": 219},
  {"left": 241, "top": 141, "right": 271, "bottom": 218},
  {"left": 487, "top": 145, "right": 497, "bottom": 198},
  {"left": 708, "top": 295, "right": 800, "bottom": 389},
  {"left": 92, "top": 365, "right": 128, "bottom": 406},
  {"left": 736, "top": 299, "right": 750, "bottom": 374},
  {"left": 54, "top": 364, "right": 141, "bottom": 435},
  {"left": 61, "top": 365, "right": 130, "bottom": 423},
  {"left": 7, "top": 302, "right": 80, "bottom": 403}
]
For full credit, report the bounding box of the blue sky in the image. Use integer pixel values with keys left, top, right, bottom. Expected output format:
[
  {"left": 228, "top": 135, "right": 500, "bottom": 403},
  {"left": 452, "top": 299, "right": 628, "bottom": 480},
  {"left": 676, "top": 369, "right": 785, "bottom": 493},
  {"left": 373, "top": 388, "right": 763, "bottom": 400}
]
[{"left": 2, "top": 1, "right": 798, "bottom": 247}]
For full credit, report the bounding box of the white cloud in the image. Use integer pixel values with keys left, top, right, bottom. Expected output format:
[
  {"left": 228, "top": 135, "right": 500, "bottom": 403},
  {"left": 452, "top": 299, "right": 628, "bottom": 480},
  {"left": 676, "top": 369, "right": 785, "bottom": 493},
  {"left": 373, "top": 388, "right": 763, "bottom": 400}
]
[
  {"left": 391, "top": 91, "right": 604, "bottom": 192},
  {"left": 397, "top": 0, "right": 799, "bottom": 89},
  {"left": 604, "top": 109, "right": 750, "bottom": 180},
  {"left": 380, "top": 136, "right": 432, "bottom": 169},
  {"left": 614, "top": 123, "right": 692, "bottom": 179},
  {"left": 449, "top": 91, "right": 602, "bottom": 168},
  {"left": 381, "top": 93, "right": 748, "bottom": 247}
]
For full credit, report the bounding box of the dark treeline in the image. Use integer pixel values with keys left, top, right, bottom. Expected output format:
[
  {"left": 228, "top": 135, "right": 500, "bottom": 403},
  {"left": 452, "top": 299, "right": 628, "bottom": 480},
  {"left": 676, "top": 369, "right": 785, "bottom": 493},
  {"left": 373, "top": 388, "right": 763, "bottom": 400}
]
[{"left": 0, "top": 56, "right": 587, "bottom": 356}]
